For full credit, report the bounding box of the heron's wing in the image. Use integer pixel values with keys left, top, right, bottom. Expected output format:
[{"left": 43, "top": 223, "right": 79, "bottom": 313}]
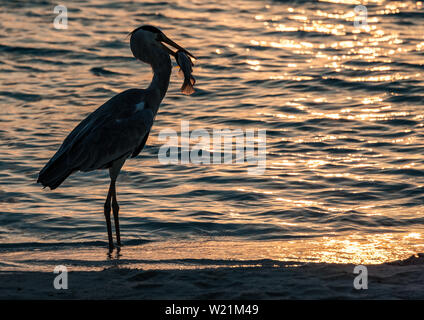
[
  {"left": 79, "top": 111, "right": 153, "bottom": 171},
  {"left": 38, "top": 89, "right": 155, "bottom": 188},
  {"left": 56, "top": 89, "right": 154, "bottom": 171},
  {"left": 131, "top": 129, "right": 151, "bottom": 158},
  {"left": 74, "top": 108, "right": 154, "bottom": 171},
  {"left": 43, "top": 89, "right": 146, "bottom": 166}
]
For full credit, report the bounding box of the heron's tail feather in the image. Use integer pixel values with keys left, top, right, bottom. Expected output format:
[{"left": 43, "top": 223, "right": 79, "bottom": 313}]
[{"left": 37, "top": 156, "right": 74, "bottom": 190}]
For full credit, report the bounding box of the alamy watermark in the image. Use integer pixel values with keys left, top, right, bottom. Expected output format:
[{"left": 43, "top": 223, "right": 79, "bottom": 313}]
[
  {"left": 353, "top": 265, "right": 368, "bottom": 290},
  {"left": 53, "top": 265, "right": 68, "bottom": 289},
  {"left": 158, "top": 121, "right": 267, "bottom": 175},
  {"left": 53, "top": 5, "right": 68, "bottom": 30},
  {"left": 354, "top": 5, "right": 368, "bottom": 29}
]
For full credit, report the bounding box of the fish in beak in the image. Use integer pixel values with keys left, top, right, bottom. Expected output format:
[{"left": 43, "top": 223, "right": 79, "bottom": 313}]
[
  {"left": 158, "top": 32, "right": 196, "bottom": 95},
  {"left": 176, "top": 50, "right": 196, "bottom": 95}
]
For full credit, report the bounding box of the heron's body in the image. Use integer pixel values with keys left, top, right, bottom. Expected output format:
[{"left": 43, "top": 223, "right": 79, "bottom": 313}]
[{"left": 37, "top": 25, "right": 195, "bottom": 252}]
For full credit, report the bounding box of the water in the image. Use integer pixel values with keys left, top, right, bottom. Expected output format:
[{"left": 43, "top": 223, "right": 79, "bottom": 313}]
[{"left": 1, "top": 0, "right": 424, "bottom": 270}]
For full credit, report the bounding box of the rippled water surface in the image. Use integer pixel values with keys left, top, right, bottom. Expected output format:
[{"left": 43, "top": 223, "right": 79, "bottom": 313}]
[{"left": 1, "top": 0, "right": 424, "bottom": 270}]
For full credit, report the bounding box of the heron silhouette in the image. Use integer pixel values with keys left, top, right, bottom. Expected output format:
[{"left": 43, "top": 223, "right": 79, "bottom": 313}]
[{"left": 37, "top": 25, "right": 196, "bottom": 253}]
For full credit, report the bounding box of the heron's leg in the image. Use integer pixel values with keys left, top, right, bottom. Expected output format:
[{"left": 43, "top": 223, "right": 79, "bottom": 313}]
[
  {"left": 111, "top": 180, "right": 121, "bottom": 248},
  {"left": 109, "top": 157, "right": 126, "bottom": 250},
  {"left": 104, "top": 182, "right": 114, "bottom": 253}
]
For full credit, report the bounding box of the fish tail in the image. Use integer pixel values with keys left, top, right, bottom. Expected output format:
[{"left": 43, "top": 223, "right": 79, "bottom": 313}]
[{"left": 181, "top": 75, "right": 196, "bottom": 95}]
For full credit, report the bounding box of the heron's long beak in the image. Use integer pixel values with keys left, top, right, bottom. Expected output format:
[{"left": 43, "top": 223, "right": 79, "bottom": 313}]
[{"left": 160, "top": 34, "right": 196, "bottom": 60}]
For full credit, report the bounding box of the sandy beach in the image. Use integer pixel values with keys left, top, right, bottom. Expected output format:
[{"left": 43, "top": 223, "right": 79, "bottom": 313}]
[{"left": 1, "top": 253, "right": 423, "bottom": 300}]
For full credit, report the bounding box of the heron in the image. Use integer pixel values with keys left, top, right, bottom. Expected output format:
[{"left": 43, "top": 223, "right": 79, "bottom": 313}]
[{"left": 37, "top": 25, "right": 196, "bottom": 253}]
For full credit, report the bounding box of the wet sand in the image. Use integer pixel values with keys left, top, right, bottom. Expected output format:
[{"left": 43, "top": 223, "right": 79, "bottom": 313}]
[{"left": 1, "top": 254, "right": 423, "bottom": 300}]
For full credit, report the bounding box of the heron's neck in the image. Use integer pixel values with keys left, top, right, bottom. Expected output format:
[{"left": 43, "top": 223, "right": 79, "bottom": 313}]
[{"left": 148, "top": 56, "right": 172, "bottom": 103}]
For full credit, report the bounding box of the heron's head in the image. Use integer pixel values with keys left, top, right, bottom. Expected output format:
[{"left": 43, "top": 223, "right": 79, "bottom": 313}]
[{"left": 129, "top": 25, "right": 195, "bottom": 66}]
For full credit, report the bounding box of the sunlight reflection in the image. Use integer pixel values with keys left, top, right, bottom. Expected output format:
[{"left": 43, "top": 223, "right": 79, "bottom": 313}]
[{"left": 1, "top": 233, "right": 422, "bottom": 271}]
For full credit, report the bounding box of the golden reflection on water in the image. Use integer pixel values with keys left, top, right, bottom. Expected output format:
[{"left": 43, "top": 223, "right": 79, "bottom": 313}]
[
  {"left": 1, "top": 233, "right": 422, "bottom": 272},
  {"left": 248, "top": 0, "right": 424, "bottom": 89}
]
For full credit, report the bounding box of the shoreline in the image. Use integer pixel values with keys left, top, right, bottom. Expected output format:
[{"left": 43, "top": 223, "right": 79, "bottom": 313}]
[{"left": 1, "top": 254, "right": 423, "bottom": 299}]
